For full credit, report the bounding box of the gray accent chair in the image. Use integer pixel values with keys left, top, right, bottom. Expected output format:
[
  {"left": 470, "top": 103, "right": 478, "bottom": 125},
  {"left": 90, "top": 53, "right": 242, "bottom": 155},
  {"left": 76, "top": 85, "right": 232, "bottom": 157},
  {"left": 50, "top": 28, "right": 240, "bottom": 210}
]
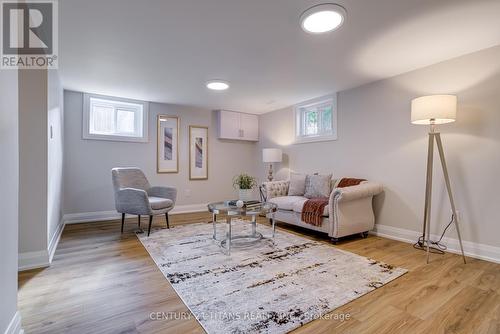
[{"left": 111, "top": 167, "right": 177, "bottom": 236}]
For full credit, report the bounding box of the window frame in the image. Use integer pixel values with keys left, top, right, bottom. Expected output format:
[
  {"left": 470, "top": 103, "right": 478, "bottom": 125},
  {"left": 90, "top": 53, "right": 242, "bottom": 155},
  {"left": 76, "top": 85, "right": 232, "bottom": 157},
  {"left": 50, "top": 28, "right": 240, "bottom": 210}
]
[
  {"left": 82, "top": 93, "right": 149, "bottom": 143},
  {"left": 294, "top": 94, "right": 337, "bottom": 144}
]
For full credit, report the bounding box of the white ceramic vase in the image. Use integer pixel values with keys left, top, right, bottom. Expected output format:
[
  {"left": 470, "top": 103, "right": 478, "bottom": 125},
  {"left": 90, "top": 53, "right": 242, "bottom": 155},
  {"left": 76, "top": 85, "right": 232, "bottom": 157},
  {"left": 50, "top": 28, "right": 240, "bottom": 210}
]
[{"left": 238, "top": 189, "right": 253, "bottom": 202}]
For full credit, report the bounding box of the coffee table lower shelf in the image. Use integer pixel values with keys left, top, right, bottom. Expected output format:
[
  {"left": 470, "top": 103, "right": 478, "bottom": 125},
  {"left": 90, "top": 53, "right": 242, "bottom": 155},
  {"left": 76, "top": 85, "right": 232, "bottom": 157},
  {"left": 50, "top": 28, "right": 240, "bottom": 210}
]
[{"left": 212, "top": 215, "right": 275, "bottom": 255}]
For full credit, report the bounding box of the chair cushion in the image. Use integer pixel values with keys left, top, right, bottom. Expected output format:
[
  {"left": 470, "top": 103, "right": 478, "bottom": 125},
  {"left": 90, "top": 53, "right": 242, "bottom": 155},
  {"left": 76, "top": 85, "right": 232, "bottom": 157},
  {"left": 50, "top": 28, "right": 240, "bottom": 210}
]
[
  {"left": 268, "top": 196, "right": 306, "bottom": 211},
  {"left": 148, "top": 196, "right": 174, "bottom": 210},
  {"left": 292, "top": 197, "right": 329, "bottom": 217}
]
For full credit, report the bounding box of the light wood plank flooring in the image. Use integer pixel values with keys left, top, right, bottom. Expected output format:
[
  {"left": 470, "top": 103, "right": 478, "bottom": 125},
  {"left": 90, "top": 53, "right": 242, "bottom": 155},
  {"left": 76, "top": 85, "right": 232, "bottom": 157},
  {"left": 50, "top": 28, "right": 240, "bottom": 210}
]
[{"left": 18, "top": 212, "right": 500, "bottom": 334}]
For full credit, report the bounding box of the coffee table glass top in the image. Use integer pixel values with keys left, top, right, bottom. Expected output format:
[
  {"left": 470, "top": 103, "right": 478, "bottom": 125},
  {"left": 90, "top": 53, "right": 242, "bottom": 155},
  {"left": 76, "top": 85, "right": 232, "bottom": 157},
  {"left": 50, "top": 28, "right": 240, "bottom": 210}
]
[{"left": 207, "top": 201, "right": 277, "bottom": 216}]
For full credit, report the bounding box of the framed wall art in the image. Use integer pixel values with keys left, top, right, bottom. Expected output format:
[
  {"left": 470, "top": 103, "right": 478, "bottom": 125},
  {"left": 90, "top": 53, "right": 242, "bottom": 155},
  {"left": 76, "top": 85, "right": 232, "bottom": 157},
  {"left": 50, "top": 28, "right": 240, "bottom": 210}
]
[
  {"left": 157, "top": 115, "right": 179, "bottom": 173},
  {"left": 189, "top": 126, "right": 208, "bottom": 180}
]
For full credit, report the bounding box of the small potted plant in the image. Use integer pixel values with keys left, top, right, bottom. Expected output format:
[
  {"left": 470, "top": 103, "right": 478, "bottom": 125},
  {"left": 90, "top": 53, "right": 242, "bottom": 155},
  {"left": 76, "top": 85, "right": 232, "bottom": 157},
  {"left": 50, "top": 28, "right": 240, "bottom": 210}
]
[{"left": 233, "top": 173, "right": 257, "bottom": 201}]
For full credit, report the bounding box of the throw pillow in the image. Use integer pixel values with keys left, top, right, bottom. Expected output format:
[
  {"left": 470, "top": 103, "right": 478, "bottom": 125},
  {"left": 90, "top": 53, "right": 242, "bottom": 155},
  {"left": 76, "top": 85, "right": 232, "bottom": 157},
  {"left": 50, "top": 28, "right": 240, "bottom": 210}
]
[
  {"left": 288, "top": 172, "right": 307, "bottom": 196},
  {"left": 304, "top": 174, "right": 332, "bottom": 198}
]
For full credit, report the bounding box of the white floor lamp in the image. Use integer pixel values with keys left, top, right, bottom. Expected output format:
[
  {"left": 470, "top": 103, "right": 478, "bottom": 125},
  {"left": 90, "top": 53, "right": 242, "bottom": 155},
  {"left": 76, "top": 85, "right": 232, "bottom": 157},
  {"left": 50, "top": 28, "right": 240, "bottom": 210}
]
[{"left": 411, "top": 95, "right": 466, "bottom": 264}]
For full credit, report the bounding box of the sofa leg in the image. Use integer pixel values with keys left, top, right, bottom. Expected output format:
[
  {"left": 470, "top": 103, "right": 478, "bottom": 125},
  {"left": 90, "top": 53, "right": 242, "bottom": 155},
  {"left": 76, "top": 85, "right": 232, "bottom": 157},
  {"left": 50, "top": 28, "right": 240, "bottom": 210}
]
[
  {"left": 331, "top": 237, "right": 339, "bottom": 245},
  {"left": 147, "top": 215, "right": 153, "bottom": 237},
  {"left": 138, "top": 215, "right": 141, "bottom": 228},
  {"left": 121, "top": 213, "right": 125, "bottom": 233},
  {"left": 165, "top": 213, "right": 170, "bottom": 229},
  {"left": 361, "top": 231, "right": 369, "bottom": 239}
]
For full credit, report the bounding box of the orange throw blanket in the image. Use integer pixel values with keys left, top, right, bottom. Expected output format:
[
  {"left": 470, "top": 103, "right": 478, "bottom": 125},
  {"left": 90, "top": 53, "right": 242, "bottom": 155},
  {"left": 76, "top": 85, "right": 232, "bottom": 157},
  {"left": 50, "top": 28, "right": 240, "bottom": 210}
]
[
  {"left": 301, "top": 197, "right": 328, "bottom": 226},
  {"left": 301, "top": 178, "right": 366, "bottom": 226}
]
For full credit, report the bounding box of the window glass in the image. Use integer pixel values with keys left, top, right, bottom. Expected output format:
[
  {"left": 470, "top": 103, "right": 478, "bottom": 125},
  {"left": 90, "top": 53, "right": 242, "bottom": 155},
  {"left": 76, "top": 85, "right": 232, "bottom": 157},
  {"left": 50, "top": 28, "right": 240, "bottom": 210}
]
[
  {"left": 116, "top": 109, "right": 136, "bottom": 134},
  {"left": 91, "top": 104, "right": 114, "bottom": 134},
  {"left": 321, "top": 106, "right": 332, "bottom": 131},
  {"left": 305, "top": 110, "right": 318, "bottom": 135}
]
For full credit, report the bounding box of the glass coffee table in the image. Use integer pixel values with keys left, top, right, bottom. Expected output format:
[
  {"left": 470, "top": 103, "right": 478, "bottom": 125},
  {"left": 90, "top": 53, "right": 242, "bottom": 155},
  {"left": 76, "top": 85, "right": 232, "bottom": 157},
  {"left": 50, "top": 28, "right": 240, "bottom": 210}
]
[{"left": 207, "top": 201, "right": 278, "bottom": 255}]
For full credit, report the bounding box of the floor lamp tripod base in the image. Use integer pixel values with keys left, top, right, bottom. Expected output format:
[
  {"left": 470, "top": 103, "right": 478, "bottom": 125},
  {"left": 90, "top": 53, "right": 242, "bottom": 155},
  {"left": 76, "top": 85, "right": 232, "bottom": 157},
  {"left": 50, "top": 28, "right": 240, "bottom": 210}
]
[{"left": 421, "top": 126, "right": 466, "bottom": 264}]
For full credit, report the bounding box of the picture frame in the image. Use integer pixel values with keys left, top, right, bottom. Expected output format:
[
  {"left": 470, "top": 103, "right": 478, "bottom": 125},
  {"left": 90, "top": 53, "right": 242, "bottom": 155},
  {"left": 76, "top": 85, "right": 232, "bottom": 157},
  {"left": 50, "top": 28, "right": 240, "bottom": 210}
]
[
  {"left": 189, "top": 125, "right": 208, "bottom": 180},
  {"left": 157, "top": 115, "right": 179, "bottom": 173}
]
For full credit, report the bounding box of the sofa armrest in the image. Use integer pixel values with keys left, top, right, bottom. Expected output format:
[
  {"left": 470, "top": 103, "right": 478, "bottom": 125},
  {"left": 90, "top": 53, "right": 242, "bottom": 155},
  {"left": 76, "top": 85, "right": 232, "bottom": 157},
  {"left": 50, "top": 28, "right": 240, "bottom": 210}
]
[
  {"left": 262, "top": 180, "right": 290, "bottom": 199},
  {"left": 330, "top": 182, "right": 383, "bottom": 203},
  {"left": 327, "top": 182, "right": 383, "bottom": 238},
  {"left": 148, "top": 186, "right": 177, "bottom": 203}
]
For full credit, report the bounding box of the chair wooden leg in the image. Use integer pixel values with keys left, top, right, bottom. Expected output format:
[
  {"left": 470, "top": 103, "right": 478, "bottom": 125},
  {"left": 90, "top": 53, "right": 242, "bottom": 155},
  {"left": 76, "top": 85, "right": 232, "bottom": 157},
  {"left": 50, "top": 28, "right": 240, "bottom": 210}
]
[
  {"left": 147, "top": 215, "right": 153, "bottom": 237},
  {"left": 121, "top": 213, "right": 125, "bottom": 233},
  {"left": 165, "top": 213, "right": 170, "bottom": 229},
  {"left": 138, "top": 215, "right": 141, "bottom": 228}
]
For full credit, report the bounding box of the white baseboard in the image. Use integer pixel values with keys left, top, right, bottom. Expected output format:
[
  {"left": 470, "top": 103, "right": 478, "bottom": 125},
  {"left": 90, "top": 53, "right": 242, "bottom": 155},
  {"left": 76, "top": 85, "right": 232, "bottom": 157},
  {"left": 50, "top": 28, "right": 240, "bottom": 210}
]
[
  {"left": 170, "top": 203, "right": 208, "bottom": 215},
  {"left": 63, "top": 203, "right": 208, "bottom": 224},
  {"left": 371, "top": 224, "right": 500, "bottom": 264},
  {"left": 18, "top": 250, "right": 50, "bottom": 271},
  {"left": 48, "top": 219, "right": 65, "bottom": 263},
  {"left": 63, "top": 210, "right": 121, "bottom": 224},
  {"left": 4, "top": 311, "right": 23, "bottom": 334},
  {"left": 19, "top": 219, "right": 65, "bottom": 271}
]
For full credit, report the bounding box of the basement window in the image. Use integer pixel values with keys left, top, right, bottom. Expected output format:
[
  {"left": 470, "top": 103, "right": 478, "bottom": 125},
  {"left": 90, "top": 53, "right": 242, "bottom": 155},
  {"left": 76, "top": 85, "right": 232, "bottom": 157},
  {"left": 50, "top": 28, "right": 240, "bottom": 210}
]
[
  {"left": 294, "top": 95, "right": 337, "bottom": 143},
  {"left": 83, "top": 93, "right": 149, "bottom": 142}
]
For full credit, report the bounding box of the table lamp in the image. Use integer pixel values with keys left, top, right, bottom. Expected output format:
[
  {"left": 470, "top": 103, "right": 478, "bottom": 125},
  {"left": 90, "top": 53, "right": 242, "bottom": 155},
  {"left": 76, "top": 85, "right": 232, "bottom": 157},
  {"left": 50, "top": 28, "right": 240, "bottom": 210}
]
[
  {"left": 262, "top": 148, "right": 282, "bottom": 181},
  {"left": 411, "top": 95, "right": 466, "bottom": 264}
]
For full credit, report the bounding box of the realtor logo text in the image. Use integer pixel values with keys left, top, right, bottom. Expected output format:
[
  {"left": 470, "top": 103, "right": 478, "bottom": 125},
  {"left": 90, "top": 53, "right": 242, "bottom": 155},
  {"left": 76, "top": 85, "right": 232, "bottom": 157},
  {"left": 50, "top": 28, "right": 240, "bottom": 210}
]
[{"left": 1, "top": 0, "right": 58, "bottom": 69}]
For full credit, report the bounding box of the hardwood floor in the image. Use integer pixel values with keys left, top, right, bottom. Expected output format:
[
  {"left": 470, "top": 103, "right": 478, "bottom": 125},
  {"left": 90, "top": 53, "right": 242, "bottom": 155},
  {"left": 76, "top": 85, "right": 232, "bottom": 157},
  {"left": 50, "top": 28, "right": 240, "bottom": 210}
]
[{"left": 18, "top": 212, "right": 500, "bottom": 334}]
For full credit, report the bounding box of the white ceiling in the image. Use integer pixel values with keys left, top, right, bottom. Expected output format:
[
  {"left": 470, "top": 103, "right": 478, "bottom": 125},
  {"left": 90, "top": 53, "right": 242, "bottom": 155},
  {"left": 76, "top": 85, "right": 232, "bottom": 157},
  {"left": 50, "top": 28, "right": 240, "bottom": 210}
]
[{"left": 60, "top": 0, "right": 500, "bottom": 114}]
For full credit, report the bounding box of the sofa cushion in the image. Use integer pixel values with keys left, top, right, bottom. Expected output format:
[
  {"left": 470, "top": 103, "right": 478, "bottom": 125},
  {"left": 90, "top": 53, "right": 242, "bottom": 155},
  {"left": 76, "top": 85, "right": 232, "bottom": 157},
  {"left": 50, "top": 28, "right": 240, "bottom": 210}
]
[
  {"left": 148, "top": 196, "right": 174, "bottom": 210},
  {"left": 288, "top": 172, "right": 307, "bottom": 196},
  {"left": 268, "top": 196, "right": 306, "bottom": 211},
  {"left": 292, "top": 197, "right": 329, "bottom": 216},
  {"left": 304, "top": 174, "right": 332, "bottom": 198}
]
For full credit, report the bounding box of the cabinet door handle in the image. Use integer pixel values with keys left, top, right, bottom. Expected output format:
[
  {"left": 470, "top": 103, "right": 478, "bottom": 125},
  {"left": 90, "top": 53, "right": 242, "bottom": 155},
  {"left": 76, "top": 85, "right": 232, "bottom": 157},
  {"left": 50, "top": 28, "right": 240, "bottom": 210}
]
[{"left": 241, "top": 129, "right": 244, "bottom": 137}]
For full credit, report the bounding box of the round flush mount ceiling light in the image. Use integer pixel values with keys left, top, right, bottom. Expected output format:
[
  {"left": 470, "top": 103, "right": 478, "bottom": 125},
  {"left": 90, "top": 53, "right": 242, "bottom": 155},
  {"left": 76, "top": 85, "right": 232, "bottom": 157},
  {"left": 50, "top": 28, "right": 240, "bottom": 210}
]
[
  {"left": 206, "top": 80, "right": 230, "bottom": 91},
  {"left": 300, "top": 3, "right": 346, "bottom": 34}
]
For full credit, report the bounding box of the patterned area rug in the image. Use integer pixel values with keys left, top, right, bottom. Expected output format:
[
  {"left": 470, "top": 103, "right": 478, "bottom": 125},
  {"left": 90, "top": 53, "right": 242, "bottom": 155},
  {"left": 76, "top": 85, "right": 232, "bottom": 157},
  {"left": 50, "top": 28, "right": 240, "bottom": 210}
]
[{"left": 137, "top": 220, "right": 407, "bottom": 334}]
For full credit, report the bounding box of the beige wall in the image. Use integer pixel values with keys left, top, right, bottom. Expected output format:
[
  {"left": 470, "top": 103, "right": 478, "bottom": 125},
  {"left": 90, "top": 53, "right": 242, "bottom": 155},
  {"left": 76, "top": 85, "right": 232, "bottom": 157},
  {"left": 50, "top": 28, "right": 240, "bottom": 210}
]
[
  {"left": 0, "top": 70, "right": 20, "bottom": 333},
  {"left": 19, "top": 69, "right": 48, "bottom": 255},
  {"left": 258, "top": 45, "right": 500, "bottom": 248},
  {"left": 63, "top": 90, "right": 259, "bottom": 215}
]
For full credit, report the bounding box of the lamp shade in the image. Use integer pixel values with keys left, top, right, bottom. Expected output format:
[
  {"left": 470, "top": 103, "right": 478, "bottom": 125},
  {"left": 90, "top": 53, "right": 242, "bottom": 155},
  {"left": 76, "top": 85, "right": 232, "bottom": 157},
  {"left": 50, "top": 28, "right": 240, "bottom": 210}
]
[
  {"left": 262, "top": 148, "right": 282, "bottom": 163},
  {"left": 411, "top": 95, "right": 457, "bottom": 125}
]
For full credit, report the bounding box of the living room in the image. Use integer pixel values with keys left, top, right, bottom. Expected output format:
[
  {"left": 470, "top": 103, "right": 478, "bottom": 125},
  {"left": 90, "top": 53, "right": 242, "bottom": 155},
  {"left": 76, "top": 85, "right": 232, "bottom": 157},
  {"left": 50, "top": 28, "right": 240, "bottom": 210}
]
[{"left": 1, "top": 1, "right": 499, "bottom": 334}]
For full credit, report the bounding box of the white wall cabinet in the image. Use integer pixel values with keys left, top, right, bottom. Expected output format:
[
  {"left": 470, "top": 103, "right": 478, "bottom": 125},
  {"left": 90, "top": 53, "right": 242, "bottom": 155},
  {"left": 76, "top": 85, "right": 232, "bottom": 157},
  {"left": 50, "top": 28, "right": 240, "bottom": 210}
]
[{"left": 217, "top": 110, "right": 259, "bottom": 141}]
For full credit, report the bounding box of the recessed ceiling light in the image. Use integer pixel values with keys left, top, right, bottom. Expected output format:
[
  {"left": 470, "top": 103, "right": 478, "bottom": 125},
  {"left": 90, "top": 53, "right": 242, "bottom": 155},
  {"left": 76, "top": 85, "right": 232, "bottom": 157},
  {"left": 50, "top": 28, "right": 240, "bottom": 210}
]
[
  {"left": 206, "top": 80, "right": 229, "bottom": 91},
  {"left": 300, "top": 3, "right": 346, "bottom": 34}
]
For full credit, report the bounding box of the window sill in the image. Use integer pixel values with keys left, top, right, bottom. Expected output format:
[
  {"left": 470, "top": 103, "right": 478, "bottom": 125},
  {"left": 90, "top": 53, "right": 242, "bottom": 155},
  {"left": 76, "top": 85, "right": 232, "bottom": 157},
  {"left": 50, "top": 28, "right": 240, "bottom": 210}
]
[
  {"left": 82, "top": 133, "right": 149, "bottom": 143},
  {"left": 293, "top": 134, "right": 337, "bottom": 144}
]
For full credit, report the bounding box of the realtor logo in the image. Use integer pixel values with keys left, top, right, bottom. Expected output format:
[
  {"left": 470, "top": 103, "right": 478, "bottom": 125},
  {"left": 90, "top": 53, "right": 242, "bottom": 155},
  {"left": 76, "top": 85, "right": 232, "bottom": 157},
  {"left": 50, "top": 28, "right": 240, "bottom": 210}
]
[{"left": 1, "top": 0, "right": 58, "bottom": 69}]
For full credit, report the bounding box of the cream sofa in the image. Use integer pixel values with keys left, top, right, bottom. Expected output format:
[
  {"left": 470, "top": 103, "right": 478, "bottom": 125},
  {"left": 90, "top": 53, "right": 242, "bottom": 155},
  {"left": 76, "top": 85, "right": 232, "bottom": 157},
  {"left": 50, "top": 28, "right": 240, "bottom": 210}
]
[{"left": 263, "top": 179, "right": 383, "bottom": 243}]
